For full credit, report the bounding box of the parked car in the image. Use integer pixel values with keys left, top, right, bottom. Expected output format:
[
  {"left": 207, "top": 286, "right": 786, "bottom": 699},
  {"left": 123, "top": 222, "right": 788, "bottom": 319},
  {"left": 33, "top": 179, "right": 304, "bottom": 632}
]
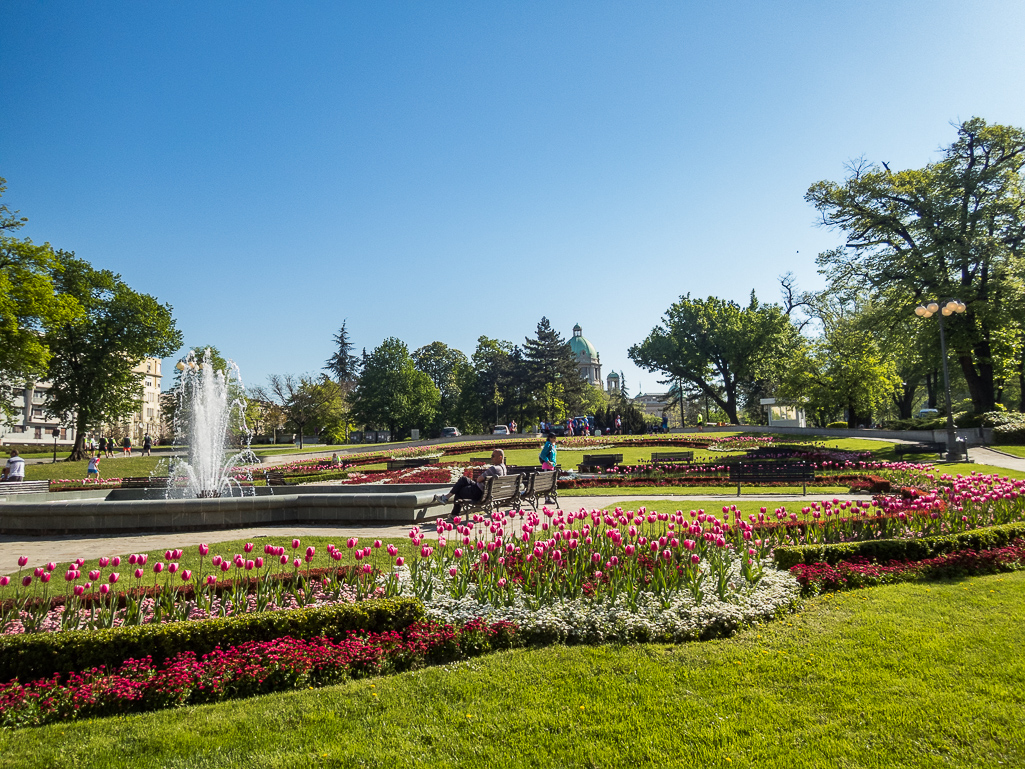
[
  {"left": 492, "top": 425, "right": 510, "bottom": 435},
  {"left": 440, "top": 427, "right": 461, "bottom": 438}
]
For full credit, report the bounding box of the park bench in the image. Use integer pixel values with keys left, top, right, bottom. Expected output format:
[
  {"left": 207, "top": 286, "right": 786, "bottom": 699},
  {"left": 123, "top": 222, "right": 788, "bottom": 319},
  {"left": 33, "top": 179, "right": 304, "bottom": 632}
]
[
  {"left": 727, "top": 462, "right": 815, "bottom": 496},
  {"left": 452, "top": 473, "right": 523, "bottom": 517},
  {"left": 0, "top": 480, "right": 50, "bottom": 496},
  {"left": 894, "top": 442, "right": 945, "bottom": 458},
  {"left": 264, "top": 471, "right": 290, "bottom": 486},
  {"left": 120, "top": 476, "right": 171, "bottom": 489},
  {"left": 516, "top": 470, "right": 559, "bottom": 511},
  {"left": 650, "top": 451, "right": 694, "bottom": 464},
  {"left": 577, "top": 454, "right": 623, "bottom": 472},
  {"left": 386, "top": 457, "right": 437, "bottom": 471}
]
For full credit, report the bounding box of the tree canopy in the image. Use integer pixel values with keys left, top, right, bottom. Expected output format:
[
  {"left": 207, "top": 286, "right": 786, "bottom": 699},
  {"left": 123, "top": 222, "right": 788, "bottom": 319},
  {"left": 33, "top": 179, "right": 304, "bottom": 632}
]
[
  {"left": 350, "top": 338, "right": 440, "bottom": 438},
  {"left": 44, "top": 251, "right": 182, "bottom": 459},
  {"left": 808, "top": 117, "right": 1025, "bottom": 413}
]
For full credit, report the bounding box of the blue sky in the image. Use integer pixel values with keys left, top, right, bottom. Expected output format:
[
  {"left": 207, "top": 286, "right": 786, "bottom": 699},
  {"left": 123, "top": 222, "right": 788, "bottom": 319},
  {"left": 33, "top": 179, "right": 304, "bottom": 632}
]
[{"left": 3, "top": 1, "right": 1025, "bottom": 395}]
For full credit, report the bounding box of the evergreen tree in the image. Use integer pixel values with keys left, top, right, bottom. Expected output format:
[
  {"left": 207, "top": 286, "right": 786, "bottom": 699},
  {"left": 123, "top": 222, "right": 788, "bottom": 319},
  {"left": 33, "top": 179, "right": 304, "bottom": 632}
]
[
  {"left": 523, "top": 317, "right": 586, "bottom": 422},
  {"left": 324, "top": 320, "right": 359, "bottom": 386}
]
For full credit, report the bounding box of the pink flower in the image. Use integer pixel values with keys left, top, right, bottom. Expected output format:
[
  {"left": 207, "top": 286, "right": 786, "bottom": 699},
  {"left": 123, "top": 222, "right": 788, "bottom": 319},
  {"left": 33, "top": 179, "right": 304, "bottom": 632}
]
[
  {"left": 168, "top": 563, "right": 179, "bottom": 574},
  {"left": 73, "top": 585, "right": 85, "bottom": 596},
  {"left": 21, "top": 576, "right": 32, "bottom": 587},
  {"left": 165, "top": 550, "right": 173, "bottom": 560},
  {"left": 154, "top": 562, "right": 164, "bottom": 573},
  {"left": 498, "top": 578, "right": 507, "bottom": 588},
  {"left": 108, "top": 572, "right": 120, "bottom": 583},
  {"left": 691, "top": 554, "right": 701, "bottom": 565},
  {"left": 205, "top": 575, "right": 216, "bottom": 586},
  {"left": 373, "top": 540, "right": 382, "bottom": 549},
  {"left": 199, "top": 543, "right": 210, "bottom": 556},
  {"left": 244, "top": 542, "right": 254, "bottom": 553},
  {"left": 98, "top": 557, "right": 109, "bottom": 568},
  {"left": 448, "top": 567, "right": 458, "bottom": 577},
  {"left": 129, "top": 554, "right": 138, "bottom": 565},
  {"left": 387, "top": 544, "right": 398, "bottom": 556},
  {"left": 89, "top": 570, "right": 101, "bottom": 581},
  {"left": 255, "top": 557, "right": 263, "bottom": 568},
  {"left": 0, "top": 576, "right": 8, "bottom": 587},
  {"left": 395, "top": 557, "right": 405, "bottom": 567},
  {"left": 221, "top": 561, "right": 231, "bottom": 572},
  {"left": 112, "top": 556, "right": 121, "bottom": 566},
  {"left": 292, "top": 539, "right": 300, "bottom": 549},
  {"left": 134, "top": 568, "right": 144, "bottom": 579},
  {"left": 17, "top": 556, "right": 28, "bottom": 567},
  {"left": 181, "top": 569, "right": 192, "bottom": 581},
  {"left": 46, "top": 562, "right": 57, "bottom": 572},
  {"left": 173, "top": 549, "right": 182, "bottom": 559},
  {"left": 41, "top": 573, "right": 51, "bottom": 583},
  {"left": 293, "top": 558, "right": 301, "bottom": 569},
  {"left": 280, "top": 554, "right": 288, "bottom": 565},
  {"left": 139, "top": 553, "right": 148, "bottom": 565},
  {"left": 306, "top": 546, "right": 315, "bottom": 558},
  {"left": 100, "top": 583, "right": 109, "bottom": 595}
]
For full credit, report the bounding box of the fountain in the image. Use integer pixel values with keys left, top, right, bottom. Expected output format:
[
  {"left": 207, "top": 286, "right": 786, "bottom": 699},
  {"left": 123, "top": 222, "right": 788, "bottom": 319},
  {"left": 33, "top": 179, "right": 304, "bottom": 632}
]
[{"left": 169, "top": 349, "right": 255, "bottom": 499}]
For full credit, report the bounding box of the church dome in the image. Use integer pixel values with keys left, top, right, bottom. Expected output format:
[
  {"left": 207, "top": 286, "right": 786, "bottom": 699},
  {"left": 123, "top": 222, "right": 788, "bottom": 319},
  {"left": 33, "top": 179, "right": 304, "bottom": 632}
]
[{"left": 569, "top": 323, "right": 598, "bottom": 359}]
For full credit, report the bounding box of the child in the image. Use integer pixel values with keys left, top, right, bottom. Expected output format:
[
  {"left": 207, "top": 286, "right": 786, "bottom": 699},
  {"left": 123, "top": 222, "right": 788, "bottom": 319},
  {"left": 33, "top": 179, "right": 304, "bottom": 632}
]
[{"left": 87, "top": 454, "right": 101, "bottom": 479}]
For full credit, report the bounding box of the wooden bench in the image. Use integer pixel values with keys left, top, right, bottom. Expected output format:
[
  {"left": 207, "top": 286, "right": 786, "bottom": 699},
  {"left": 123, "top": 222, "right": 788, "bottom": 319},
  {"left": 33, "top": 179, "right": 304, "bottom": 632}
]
[
  {"left": 386, "top": 457, "right": 437, "bottom": 471},
  {"left": 120, "top": 476, "right": 171, "bottom": 489},
  {"left": 264, "top": 471, "right": 290, "bottom": 486},
  {"left": 727, "top": 462, "right": 815, "bottom": 496},
  {"left": 0, "top": 480, "right": 50, "bottom": 496},
  {"left": 577, "top": 454, "right": 623, "bottom": 472},
  {"left": 452, "top": 473, "right": 523, "bottom": 517},
  {"left": 650, "top": 451, "right": 694, "bottom": 464},
  {"left": 894, "top": 443, "right": 945, "bottom": 457},
  {"left": 517, "top": 470, "right": 559, "bottom": 511}
]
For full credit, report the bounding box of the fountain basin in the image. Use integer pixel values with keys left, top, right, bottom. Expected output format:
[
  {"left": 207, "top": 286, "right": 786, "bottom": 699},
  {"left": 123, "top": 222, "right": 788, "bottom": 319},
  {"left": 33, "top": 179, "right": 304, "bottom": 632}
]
[{"left": 0, "top": 485, "right": 450, "bottom": 535}]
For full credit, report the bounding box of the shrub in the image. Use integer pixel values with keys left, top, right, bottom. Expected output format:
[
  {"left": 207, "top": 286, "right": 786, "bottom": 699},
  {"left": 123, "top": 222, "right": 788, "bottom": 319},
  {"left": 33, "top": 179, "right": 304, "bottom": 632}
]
[
  {"left": 0, "top": 597, "right": 424, "bottom": 683},
  {"left": 772, "top": 521, "right": 1025, "bottom": 570},
  {"left": 826, "top": 422, "right": 848, "bottom": 429}
]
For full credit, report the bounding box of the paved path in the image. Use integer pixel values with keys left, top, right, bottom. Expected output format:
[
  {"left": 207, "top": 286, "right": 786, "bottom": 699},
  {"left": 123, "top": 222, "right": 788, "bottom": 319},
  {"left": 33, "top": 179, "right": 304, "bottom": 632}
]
[
  {"left": 0, "top": 493, "right": 873, "bottom": 573},
  {"left": 967, "top": 447, "right": 1025, "bottom": 472}
]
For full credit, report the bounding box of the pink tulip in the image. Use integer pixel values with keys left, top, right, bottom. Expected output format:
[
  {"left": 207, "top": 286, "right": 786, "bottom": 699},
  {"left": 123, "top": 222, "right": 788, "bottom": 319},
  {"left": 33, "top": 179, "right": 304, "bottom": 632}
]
[
  {"left": 199, "top": 543, "right": 210, "bottom": 556},
  {"left": 40, "top": 573, "right": 51, "bottom": 583},
  {"left": 498, "top": 578, "right": 507, "bottom": 588},
  {"left": 17, "top": 556, "right": 28, "bottom": 567},
  {"left": 306, "top": 546, "right": 315, "bottom": 558},
  {"left": 64, "top": 570, "right": 77, "bottom": 582},
  {"left": 100, "top": 583, "right": 109, "bottom": 595},
  {"left": 173, "top": 549, "right": 182, "bottom": 559},
  {"left": 292, "top": 539, "right": 300, "bottom": 549},
  {"left": 135, "top": 568, "right": 144, "bottom": 579},
  {"left": 129, "top": 554, "right": 138, "bottom": 565},
  {"left": 34, "top": 567, "right": 44, "bottom": 577},
  {"left": 255, "top": 557, "right": 263, "bottom": 568},
  {"left": 280, "top": 554, "right": 288, "bottom": 565},
  {"left": 108, "top": 572, "right": 120, "bottom": 583},
  {"left": 387, "top": 544, "right": 398, "bottom": 556},
  {"left": 46, "top": 562, "right": 57, "bottom": 572},
  {"left": 221, "top": 561, "right": 230, "bottom": 572},
  {"left": 154, "top": 562, "right": 164, "bottom": 573},
  {"left": 112, "top": 556, "right": 121, "bottom": 566},
  {"left": 245, "top": 560, "right": 255, "bottom": 571},
  {"left": 181, "top": 569, "right": 192, "bottom": 581},
  {"left": 89, "top": 570, "right": 101, "bottom": 581},
  {"left": 448, "top": 567, "right": 458, "bottom": 577},
  {"left": 98, "top": 557, "right": 109, "bottom": 568},
  {"left": 168, "top": 563, "right": 179, "bottom": 574},
  {"left": 211, "top": 555, "right": 223, "bottom": 567},
  {"left": 165, "top": 550, "right": 173, "bottom": 560},
  {"left": 395, "top": 557, "right": 405, "bottom": 567},
  {"left": 373, "top": 540, "right": 382, "bottom": 549},
  {"left": 22, "top": 576, "right": 32, "bottom": 587},
  {"left": 205, "top": 575, "right": 216, "bottom": 586},
  {"left": 293, "top": 558, "right": 301, "bottom": 569},
  {"left": 244, "top": 542, "right": 254, "bottom": 553},
  {"left": 73, "top": 585, "right": 85, "bottom": 596},
  {"left": 139, "top": 554, "right": 148, "bottom": 565},
  {"left": 0, "top": 576, "right": 9, "bottom": 587}
]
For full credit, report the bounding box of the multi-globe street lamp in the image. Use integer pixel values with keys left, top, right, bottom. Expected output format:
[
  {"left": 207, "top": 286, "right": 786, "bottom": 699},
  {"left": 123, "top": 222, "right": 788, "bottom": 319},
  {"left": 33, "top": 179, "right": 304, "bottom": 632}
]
[{"left": 914, "top": 299, "right": 967, "bottom": 461}]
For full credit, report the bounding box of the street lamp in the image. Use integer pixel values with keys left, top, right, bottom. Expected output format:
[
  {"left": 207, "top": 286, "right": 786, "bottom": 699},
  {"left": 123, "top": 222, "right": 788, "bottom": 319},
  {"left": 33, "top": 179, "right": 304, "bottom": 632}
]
[{"left": 915, "top": 299, "right": 967, "bottom": 461}]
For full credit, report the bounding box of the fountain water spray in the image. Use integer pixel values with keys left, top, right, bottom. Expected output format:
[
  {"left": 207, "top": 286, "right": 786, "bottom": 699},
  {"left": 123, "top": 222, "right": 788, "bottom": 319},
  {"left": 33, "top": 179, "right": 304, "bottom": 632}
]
[{"left": 170, "top": 349, "right": 256, "bottom": 498}]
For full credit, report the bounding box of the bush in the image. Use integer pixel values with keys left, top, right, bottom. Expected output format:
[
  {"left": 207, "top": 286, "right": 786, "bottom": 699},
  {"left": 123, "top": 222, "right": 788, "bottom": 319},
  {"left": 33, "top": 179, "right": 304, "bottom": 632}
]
[
  {"left": 772, "top": 521, "right": 1025, "bottom": 570},
  {"left": 826, "top": 422, "right": 848, "bottom": 429},
  {"left": 0, "top": 597, "right": 424, "bottom": 683}
]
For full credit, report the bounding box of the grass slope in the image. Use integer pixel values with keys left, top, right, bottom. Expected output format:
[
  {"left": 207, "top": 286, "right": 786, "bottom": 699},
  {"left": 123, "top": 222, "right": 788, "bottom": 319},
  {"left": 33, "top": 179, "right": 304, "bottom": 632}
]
[{"left": 1, "top": 573, "right": 1022, "bottom": 768}]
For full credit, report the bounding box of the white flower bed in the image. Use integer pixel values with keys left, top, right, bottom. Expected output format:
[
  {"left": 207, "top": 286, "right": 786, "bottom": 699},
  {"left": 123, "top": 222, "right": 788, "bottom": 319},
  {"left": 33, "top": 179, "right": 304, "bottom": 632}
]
[{"left": 401, "top": 562, "right": 801, "bottom": 644}]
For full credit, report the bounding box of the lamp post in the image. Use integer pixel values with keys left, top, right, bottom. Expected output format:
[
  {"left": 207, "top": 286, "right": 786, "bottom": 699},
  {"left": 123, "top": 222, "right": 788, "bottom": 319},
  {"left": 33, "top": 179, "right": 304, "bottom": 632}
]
[{"left": 914, "top": 299, "right": 967, "bottom": 461}]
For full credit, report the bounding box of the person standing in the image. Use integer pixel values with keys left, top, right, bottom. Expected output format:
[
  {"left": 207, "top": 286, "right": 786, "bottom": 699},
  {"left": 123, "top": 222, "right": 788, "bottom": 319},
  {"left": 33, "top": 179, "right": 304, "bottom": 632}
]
[
  {"left": 697, "top": 412, "right": 704, "bottom": 432},
  {"left": 122, "top": 435, "right": 132, "bottom": 457},
  {"left": 143, "top": 433, "right": 152, "bottom": 457},
  {"left": 2, "top": 450, "right": 26, "bottom": 482},
  {"left": 86, "top": 454, "right": 101, "bottom": 479},
  {"left": 538, "top": 433, "right": 557, "bottom": 504}
]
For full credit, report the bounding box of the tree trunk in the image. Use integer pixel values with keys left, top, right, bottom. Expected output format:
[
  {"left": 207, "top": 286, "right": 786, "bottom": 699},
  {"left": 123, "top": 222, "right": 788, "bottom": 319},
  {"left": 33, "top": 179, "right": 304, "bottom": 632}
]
[
  {"left": 960, "top": 352, "right": 996, "bottom": 414},
  {"left": 68, "top": 414, "right": 89, "bottom": 461},
  {"left": 892, "top": 379, "right": 918, "bottom": 419}
]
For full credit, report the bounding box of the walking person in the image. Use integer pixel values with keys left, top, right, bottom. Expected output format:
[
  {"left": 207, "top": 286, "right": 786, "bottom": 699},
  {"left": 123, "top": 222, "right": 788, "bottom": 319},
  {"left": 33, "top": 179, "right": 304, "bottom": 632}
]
[
  {"left": 142, "top": 433, "right": 152, "bottom": 457},
  {"left": 538, "top": 433, "right": 558, "bottom": 504},
  {"left": 1, "top": 450, "right": 25, "bottom": 482},
  {"left": 122, "top": 435, "right": 132, "bottom": 457},
  {"left": 433, "top": 448, "right": 507, "bottom": 515}
]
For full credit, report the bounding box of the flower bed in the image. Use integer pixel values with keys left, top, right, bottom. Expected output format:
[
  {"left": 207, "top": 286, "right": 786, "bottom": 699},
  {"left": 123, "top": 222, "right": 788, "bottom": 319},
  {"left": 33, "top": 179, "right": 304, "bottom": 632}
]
[
  {"left": 789, "top": 539, "right": 1025, "bottom": 596},
  {"left": 0, "top": 619, "right": 517, "bottom": 728}
]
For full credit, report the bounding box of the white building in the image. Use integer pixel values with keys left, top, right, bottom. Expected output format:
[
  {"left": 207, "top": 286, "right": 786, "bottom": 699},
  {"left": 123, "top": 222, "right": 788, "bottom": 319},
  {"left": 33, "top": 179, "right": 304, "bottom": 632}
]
[
  {"left": 0, "top": 380, "right": 77, "bottom": 447},
  {"left": 107, "top": 357, "right": 164, "bottom": 442}
]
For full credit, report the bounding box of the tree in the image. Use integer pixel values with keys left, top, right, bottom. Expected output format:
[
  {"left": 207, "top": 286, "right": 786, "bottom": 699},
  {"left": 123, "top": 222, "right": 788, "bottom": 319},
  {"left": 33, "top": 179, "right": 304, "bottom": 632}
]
[
  {"left": 523, "top": 317, "right": 587, "bottom": 423},
  {"left": 629, "top": 293, "right": 800, "bottom": 424},
  {"left": 44, "top": 252, "right": 182, "bottom": 460},
  {"left": 468, "top": 336, "right": 516, "bottom": 429},
  {"left": 323, "top": 321, "right": 359, "bottom": 441},
  {"left": 0, "top": 177, "right": 81, "bottom": 413},
  {"left": 349, "top": 338, "right": 440, "bottom": 438},
  {"left": 413, "top": 342, "right": 468, "bottom": 429},
  {"left": 250, "top": 373, "right": 338, "bottom": 449},
  {"left": 808, "top": 118, "right": 1025, "bottom": 414}
]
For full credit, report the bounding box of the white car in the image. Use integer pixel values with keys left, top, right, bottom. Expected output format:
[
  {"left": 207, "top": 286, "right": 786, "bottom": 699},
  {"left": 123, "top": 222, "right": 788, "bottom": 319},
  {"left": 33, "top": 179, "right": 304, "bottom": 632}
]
[{"left": 492, "top": 425, "right": 510, "bottom": 435}]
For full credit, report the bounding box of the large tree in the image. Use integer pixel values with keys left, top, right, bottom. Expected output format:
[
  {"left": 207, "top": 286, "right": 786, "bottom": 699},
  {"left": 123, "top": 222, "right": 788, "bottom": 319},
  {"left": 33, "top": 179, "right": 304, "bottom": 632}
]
[
  {"left": 349, "top": 338, "right": 440, "bottom": 438},
  {"left": 0, "top": 177, "right": 81, "bottom": 413},
  {"left": 45, "top": 251, "right": 182, "bottom": 460},
  {"left": 413, "top": 341, "right": 469, "bottom": 429},
  {"left": 808, "top": 118, "right": 1025, "bottom": 414},
  {"left": 523, "top": 317, "right": 587, "bottom": 423},
  {"left": 251, "top": 373, "right": 339, "bottom": 449},
  {"left": 323, "top": 321, "right": 359, "bottom": 441},
  {"left": 629, "top": 293, "right": 799, "bottom": 424}
]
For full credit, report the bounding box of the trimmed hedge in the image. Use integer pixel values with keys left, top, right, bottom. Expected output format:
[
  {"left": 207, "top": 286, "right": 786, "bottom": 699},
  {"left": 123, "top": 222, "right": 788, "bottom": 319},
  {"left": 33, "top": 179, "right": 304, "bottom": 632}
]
[
  {"left": 0, "top": 597, "right": 423, "bottom": 684},
  {"left": 772, "top": 521, "right": 1025, "bottom": 570}
]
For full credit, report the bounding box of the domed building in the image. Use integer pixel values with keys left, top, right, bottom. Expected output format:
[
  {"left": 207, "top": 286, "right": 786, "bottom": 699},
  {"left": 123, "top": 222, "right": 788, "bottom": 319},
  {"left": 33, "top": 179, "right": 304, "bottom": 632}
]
[{"left": 569, "top": 323, "right": 603, "bottom": 388}]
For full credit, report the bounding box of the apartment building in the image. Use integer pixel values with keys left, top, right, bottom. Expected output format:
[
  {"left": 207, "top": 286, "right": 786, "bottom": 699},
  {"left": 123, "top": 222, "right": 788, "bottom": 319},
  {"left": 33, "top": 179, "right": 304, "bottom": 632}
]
[{"left": 0, "top": 380, "right": 77, "bottom": 447}]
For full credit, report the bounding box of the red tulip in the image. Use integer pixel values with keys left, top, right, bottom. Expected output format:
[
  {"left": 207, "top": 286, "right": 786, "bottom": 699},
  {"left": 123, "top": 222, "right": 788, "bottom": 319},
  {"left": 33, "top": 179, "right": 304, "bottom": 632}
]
[{"left": 17, "top": 556, "right": 28, "bottom": 567}]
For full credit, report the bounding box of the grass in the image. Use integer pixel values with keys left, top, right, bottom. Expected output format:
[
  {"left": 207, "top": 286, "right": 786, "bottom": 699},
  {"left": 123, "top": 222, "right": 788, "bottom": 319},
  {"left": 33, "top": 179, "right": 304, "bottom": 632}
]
[
  {"left": 0, "top": 571, "right": 1022, "bottom": 767},
  {"left": 989, "top": 445, "right": 1025, "bottom": 458},
  {"left": 23, "top": 457, "right": 168, "bottom": 482}
]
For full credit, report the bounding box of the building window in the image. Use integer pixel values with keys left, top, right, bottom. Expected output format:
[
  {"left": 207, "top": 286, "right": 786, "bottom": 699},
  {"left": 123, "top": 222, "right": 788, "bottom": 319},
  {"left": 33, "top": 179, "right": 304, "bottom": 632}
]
[
  {"left": 147, "top": 362, "right": 152, "bottom": 372},
  {"left": 10, "top": 425, "right": 25, "bottom": 434},
  {"left": 147, "top": 408, "right": 154, "bottom": 418},
  {"left": 32, "top": 407, "right": 43, "bottom": 417},
  {"left": 34, "top": 427, "right": 42, "bottom": 439},
  {"left": 60, "top": 428, "right": 67, "bottom": 439}
]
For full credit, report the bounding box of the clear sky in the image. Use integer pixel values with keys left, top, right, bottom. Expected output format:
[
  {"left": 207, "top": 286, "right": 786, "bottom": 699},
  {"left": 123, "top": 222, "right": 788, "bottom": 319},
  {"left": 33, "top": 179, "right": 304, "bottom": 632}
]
[{"left": 3, "top": 1, "right": 1024, "bottom": 395}]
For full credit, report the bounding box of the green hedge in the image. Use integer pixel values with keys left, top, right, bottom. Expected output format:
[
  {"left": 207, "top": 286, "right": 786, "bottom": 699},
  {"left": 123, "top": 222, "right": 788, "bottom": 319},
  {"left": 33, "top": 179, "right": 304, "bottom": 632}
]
[
  {"left": 0, "top": 597, "right": 423, "bottom": 683},
  {"left": 772, "top": 521, "right": 1025, "bottom": 570}
]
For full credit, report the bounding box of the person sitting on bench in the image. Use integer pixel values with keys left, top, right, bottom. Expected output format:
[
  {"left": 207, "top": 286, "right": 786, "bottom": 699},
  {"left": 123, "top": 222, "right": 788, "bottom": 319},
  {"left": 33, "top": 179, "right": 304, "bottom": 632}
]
[{"left": 434, "top": 448, "right": 507, "bottom": 513}]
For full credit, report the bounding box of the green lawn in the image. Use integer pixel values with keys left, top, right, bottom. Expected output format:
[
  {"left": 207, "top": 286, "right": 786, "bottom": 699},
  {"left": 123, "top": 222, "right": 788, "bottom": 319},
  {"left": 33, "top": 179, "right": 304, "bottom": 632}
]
[
  {"left": 23, "top": 457, "right": 169, "bottom": 482},
  {"left": 989, "top": 445, "right": 1025, "bottom": 458},
  {"left": 1, "top": 572, "right": 1021, "bottom": 767},
  {"left": 560, "top": 485, "right": 852, "bottom": 497}
]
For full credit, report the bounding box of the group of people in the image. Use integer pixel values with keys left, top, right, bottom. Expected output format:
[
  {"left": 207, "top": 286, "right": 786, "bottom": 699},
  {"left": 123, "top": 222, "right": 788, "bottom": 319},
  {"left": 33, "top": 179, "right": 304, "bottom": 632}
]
[
  {"left": 433, "top": 432, "right": 560, "bottom": 514},
  {"left": 87, "top": 434, "right": 153, "bottom": 458}
]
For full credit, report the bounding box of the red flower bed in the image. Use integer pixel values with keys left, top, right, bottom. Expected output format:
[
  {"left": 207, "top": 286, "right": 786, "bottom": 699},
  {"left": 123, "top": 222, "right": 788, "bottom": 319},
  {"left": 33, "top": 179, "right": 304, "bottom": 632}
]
[
  {"left": 789, "top": 539, "right": 1025, "bottom": 595},
  {"left": 0, "top": 619, "right": 518, "bottom": 728}
]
